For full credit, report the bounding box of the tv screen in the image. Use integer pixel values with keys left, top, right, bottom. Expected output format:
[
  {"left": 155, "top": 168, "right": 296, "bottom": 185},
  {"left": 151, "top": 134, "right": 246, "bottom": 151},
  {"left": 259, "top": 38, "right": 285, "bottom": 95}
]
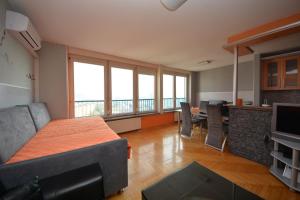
[{"left": 276, "top": 105, "right": 300, "bottom": 136}]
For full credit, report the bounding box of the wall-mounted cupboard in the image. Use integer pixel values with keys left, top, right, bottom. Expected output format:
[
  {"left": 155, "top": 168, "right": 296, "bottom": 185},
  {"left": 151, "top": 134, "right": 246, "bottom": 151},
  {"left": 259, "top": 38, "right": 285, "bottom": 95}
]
[{"left": 261, "top": 55, "right": 300, "bottom": 90}]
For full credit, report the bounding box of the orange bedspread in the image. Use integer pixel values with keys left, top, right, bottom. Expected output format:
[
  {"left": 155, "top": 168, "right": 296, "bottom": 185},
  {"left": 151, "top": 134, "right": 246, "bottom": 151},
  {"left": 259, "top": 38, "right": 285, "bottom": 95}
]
[{"left": 7, "top": 117, "right": 129, "bottom": 164}]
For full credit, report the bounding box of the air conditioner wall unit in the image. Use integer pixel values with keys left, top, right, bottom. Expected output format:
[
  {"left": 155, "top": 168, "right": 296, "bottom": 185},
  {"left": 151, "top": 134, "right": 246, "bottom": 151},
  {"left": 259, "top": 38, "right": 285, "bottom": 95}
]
[{"left": 5, "top": 10, "right": 41, "bottom": 51}]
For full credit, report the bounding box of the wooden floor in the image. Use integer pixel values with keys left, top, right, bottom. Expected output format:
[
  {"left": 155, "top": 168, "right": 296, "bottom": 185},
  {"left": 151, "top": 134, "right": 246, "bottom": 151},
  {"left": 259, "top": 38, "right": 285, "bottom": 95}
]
[{"left": 109, "top": 123, "right": 300, "bottom": 200}]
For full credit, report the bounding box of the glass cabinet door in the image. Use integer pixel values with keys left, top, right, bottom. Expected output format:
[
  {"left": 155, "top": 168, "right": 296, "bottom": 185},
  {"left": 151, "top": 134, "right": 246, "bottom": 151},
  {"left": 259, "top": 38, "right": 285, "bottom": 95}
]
[
  {"left": 283, "top": 56, "right": 299, "bottom": 89},
  {"left": 267, "top": 62, "right": 278, "bottom": 87},
  {"left": 264, "top": 60, "right": 280, "bottom": 89}
]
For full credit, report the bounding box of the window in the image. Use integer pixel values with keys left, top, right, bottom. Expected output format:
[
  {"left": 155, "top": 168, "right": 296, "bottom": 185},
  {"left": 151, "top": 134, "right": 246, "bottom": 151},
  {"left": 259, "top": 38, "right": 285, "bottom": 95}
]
[
  {"left": 176, "top": 76, "right": 187, "bottom": 107},
  {"left": 162, "top": 73, "right": 188, "bottom": 110},
  {"left": 70, "top": 54, "right": 187, "bottom": 118},
  {"left": 111, "top": 67, "right": 133, "bottom": 115},
  {"left": 74, "top": 62, "right": 105, "bottom": 117},
  {"left": 163, "top": 74, "right": 174, "bottom": 109},
  {"left": 138, "top": 74, "right": 155, "bottom": 112}
]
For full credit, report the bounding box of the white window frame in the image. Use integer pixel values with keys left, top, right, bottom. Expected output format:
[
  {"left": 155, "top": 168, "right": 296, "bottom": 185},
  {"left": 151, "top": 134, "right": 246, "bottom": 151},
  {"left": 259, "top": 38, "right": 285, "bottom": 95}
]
[
  {"left": 162, "top": 71, "right": 189, "bottom": 111},
  {"left": 137, "top": 67, "right": 157, "bottom": 113},
  {"left": 175, "top": 75, "right": 188, "bottom": 108},
  {"left": 69, "top": 53, "right": 189, "bottom": 118},
  {"left": 69, "top": 56, "right": 108, "bottom": 117},
  {"left": 109, "top": 62, "right": 136, "bottom": 116}
]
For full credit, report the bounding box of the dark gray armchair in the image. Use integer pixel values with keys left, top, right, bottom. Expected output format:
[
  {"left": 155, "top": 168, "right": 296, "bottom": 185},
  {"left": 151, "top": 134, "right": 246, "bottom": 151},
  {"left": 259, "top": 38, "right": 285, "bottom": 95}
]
[
  {"left": 205, "top": 104, "right": 228, "bottom": 151},
  {"left": 180, "top": 102, "right": 206, "bottom": 138}
]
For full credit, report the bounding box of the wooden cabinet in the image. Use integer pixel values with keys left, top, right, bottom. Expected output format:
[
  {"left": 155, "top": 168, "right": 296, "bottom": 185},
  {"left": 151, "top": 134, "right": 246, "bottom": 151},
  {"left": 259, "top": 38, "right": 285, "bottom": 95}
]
[
  {"left": 282, "top": 56, "right": 300, "bottom": 89},
  {"left": 262, "top": 59, "right": 281, "bottom": 90},
  {"left": 261, "top": 55, "right": 300, "bottom": 90}
]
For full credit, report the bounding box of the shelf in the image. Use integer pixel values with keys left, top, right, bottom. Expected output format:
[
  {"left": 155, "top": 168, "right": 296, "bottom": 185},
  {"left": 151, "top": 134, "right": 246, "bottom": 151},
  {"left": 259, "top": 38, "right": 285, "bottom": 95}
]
[
  {"left": 270, "top": 165, "right": 300, "bottom": 192},
  {"left": 272, "top": 137, "right": 300, "bottom": 151},
  {"left": 271, "top": 151, "right": 300, "bottom": 170},
  {"left": 271, "top": 151, "right": 292, "bottom": 168}
]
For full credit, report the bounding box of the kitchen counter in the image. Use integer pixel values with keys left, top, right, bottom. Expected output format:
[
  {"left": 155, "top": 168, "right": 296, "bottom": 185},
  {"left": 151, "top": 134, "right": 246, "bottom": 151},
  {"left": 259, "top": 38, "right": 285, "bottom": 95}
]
[
  {"left": 228, "top": 105, "right": 272, "bottom": 111},
  {"left": 228, "top": 106, "right": 273, "bottom": 166}
]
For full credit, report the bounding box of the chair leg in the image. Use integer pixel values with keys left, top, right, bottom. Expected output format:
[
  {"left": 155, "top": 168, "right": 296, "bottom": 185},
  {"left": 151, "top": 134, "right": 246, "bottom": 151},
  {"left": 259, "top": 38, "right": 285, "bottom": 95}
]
[
  {"left": 205, "top": 134, "right": 227, "bottom": 152},
  {"left": 181, "top": 134, "right": 192, "bottom": 140},
  {"left": 221, "top": 136, "right": 227, "bottom": 152}
]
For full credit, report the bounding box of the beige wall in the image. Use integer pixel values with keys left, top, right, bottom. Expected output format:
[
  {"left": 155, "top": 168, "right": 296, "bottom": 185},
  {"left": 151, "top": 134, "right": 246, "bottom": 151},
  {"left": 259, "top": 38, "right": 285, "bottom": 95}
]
[{"left": 38, "top": 42, "right": 68, "bottom": 119}]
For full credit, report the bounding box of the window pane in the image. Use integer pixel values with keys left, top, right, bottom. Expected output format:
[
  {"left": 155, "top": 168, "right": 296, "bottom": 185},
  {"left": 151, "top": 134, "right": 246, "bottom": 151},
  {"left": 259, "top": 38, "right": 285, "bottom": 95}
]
[
  {"left": 138, "top": 74, "right": 155, "bottom": 112},
  {"left": 111, "top": 67, "right": 133, "bottom": 114},
  {"left": 163, "top": 74, "right": 174, "bottom": 109},
  {"left": 74, "top": 62, "right": 104, "bottom": 117},
  {"left": 176, "top": 76, "right": 187, "bottom": 107}
]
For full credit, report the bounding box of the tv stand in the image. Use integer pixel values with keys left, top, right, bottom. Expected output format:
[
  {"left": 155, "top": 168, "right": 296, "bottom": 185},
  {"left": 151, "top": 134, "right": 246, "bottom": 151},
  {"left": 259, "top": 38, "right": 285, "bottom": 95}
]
[{"left": 270, "top": 137, "right": 300, "bottom": 192}]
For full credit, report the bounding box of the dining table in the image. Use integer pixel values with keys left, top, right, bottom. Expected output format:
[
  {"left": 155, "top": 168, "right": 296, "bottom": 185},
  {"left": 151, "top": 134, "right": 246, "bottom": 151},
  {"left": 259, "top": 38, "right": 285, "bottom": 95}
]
[{"left": 175, "top": 108, "right": 229, "bottom": 134}]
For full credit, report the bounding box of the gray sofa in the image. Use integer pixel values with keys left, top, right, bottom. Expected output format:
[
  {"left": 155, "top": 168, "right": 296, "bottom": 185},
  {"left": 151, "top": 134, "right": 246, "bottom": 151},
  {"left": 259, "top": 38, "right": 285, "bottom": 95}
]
[{"left": 0, "top": 103, "right": 128, "bottom": 197}]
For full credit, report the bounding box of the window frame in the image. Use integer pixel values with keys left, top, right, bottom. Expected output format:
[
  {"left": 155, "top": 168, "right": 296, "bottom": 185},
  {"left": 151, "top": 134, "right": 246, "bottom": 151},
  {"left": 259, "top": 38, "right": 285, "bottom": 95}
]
[
  {"left": 68, "top": 56, "right": 108, "bottom": 118},
  {"left": 68, "top": 53, "right": 189, "bottom": 119},
  {"left": 175, "top": 75, "right": 188, "bottom": 109},
  {"left": 162, "top": 70, "right": 189, "bottom": 111},
  {"left": 137, "top": 67, "right": 157, "bottom": 113},
  {"left": 109, "top": 62, "right": 136, "bottom": 116},
  {"left": 162, "top": 73, "right": 175, "bottom": 111}
]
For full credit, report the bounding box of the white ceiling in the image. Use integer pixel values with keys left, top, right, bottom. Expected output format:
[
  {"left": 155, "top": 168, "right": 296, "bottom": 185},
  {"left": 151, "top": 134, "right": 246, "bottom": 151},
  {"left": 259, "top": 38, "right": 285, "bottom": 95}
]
[{"left": 8, "top": 0, "right": 300, "bottom": 71}]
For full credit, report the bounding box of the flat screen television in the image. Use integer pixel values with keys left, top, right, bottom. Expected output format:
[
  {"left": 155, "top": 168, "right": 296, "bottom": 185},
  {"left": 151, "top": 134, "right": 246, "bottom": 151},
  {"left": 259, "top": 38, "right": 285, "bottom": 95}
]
[{"left": 272, "top": 103, "right": 300, "bottom": 141}]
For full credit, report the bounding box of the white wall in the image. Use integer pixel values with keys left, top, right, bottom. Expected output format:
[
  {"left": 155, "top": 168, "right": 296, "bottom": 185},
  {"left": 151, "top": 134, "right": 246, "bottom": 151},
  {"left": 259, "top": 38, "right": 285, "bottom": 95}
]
[
  {"left": 38, "top": 42, "right": 68, "bottom": 119},
  {"left": 196, "top": 61, "right": 254, "bottom": 104},
  {"left": 0, "top": 0, "right": 34, "bottom": 109},
  {"left": 0, "top": 0, "right": 5, "bottom": 43}
]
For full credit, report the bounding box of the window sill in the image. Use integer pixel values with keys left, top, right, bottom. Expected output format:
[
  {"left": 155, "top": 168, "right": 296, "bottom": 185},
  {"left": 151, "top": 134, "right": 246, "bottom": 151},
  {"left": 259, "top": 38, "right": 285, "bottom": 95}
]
[
  {"left": 77, "top": 110, "right": 179, "bottom": 121},
  {"left": 104, "top": 112, "right": 160, "bottom": 121},
  {"left": 163, "top": 108, "right": 181, "bottom": 113}
]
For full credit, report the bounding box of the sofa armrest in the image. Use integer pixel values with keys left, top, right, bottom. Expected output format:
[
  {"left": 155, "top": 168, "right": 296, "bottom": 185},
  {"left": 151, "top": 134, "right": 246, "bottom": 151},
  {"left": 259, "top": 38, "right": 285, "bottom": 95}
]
[{"left": 0, "top": 139, "right": 128, "bottom": 197}]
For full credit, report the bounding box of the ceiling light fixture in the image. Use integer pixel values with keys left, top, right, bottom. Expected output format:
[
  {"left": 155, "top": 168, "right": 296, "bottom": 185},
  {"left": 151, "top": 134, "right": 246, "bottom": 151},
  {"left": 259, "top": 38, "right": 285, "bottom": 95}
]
[
  {"left": 198, "top": 60, "right": 212, "bottom": 65},
  {"left": 160, "top": 0, "right": 188, "bottom": 11}
]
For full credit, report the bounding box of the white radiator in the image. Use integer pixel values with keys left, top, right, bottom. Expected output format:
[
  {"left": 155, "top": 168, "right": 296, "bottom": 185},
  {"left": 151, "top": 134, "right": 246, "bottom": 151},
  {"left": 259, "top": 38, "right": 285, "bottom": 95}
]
[{"left": 106, "top": 117, "right": 141, "bottom": 133}]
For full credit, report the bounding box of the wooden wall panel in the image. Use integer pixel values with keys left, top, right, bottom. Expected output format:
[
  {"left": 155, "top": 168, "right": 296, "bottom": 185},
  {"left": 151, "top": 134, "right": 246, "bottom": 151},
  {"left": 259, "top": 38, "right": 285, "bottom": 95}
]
[{"left": 227, "top": 13, "right": 300, "bottom": 44}]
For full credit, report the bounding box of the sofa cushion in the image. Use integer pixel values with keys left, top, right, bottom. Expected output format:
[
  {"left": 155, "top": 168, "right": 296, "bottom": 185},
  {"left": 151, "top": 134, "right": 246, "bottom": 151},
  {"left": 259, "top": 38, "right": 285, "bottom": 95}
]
[
  {"left": 28, "top": 103, "right": 51, "bottom": 131},
  {"left": 6, "top": 117, "right": 123, "bottom": 164},
  {"left": 0, "top": 106, "right": 36, "bottom": 164}
]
